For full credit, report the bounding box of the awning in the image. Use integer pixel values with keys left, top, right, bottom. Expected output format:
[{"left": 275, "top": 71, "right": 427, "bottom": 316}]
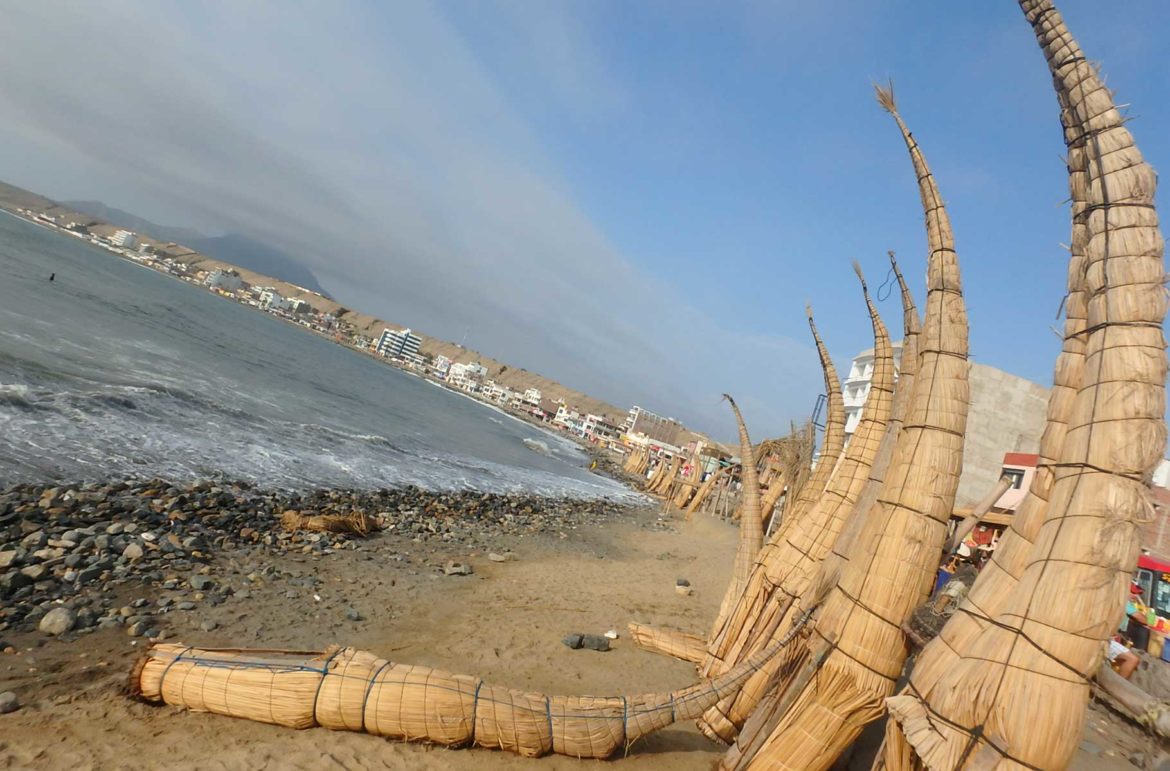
[{"left": 1138, "top": 554, "right": 1170, "bottom": 573}]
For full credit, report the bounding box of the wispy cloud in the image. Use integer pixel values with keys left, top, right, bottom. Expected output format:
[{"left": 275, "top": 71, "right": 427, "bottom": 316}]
[{"left": 0, "top": 1, "right": 820, "bottom": 439}]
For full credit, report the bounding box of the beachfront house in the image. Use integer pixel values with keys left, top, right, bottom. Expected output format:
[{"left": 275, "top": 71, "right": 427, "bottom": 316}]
[
  {"left": 582, "top": 414, "right": 620, "bottom": 445},
  {"left": 553, "top": 404, "right": 584, "bottom": 435}
]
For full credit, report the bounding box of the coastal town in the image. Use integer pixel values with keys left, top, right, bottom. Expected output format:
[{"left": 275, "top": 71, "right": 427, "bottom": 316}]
[{"left": 5, "top": 200, "right": 717, "bottom": 464}]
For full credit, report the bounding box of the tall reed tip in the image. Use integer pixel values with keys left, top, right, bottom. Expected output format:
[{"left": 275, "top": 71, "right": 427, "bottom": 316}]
[
  {"left": 851, "top": 260, "right": 867, "bottom": 289},
  {"left": 874, "top": 80, "right": 897, "bottom": 114}
]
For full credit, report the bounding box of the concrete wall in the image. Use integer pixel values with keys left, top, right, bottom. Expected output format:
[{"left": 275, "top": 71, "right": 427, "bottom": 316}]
[{"left": 954, "top": 363, "right": 1049, "bottom": 507}]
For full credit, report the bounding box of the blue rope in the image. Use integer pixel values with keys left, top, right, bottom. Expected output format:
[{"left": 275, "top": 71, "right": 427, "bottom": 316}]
[
  {"left": 310, "top": 648, "right": 345, "bottom": 722},
  {"left": 545, "top": 696, "right": 554, "bottom": 751},
  {"left": 360, "top": 661, "right": 392, "bottom": 731},
  {"left": 156, "top": 646, "right": 193, "bottom": 697},
  {"left": 470, "top": 680, "right": 483, "bottom": 746}
]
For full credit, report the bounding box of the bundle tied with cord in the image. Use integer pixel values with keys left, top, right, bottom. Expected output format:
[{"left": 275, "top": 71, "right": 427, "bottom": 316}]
[{"left": 129, "top": 632, "right": 795, "bottom": 759}]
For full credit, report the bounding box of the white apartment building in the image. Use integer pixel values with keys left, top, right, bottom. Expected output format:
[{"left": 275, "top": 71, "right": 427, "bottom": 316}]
[
  {"left": 432, "top": 354, "right": 452, "bottom": 378},
  {"left": 258, "top": 289, "right": 283, "bottom": 310},
  {"left": 205, "top": 269, "right": 244, "bottom": 293},
  {"left": 110, "top": 230, "right": 138, "bottom": 249},
  {"left": 448, "top": 362, "right": 488, "bottom": 391},
  {"left": 842, "top": 342, "right": 904, "bottom": 441},
  {"left": 523, "top": 388, "right": 542, "bottom": 406},
  {"left": 376, "top": 328, "right": 423, "bottom": 360}
]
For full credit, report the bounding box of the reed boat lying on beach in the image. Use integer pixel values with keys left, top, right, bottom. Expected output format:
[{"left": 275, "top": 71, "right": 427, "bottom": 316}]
[{"left": 130, "top": 631, "right": 801, "bottom": 760}]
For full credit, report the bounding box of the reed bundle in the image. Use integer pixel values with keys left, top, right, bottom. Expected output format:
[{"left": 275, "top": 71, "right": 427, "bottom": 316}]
[
  {"left": 653, "top": 456, "right": 683, "bottom": 497},
  {"left": 881, "top": 70, "right": 1090, "bottom": 748},
  {"left": 673, "top": 452, "right": 705, "bottom": 508},
  {"left": 626, "top": 625, "right": 707, "bottom": 666},
  {"left": 280, "top": 510, "right": 379, "bottom": 536},
  {"left": 882, "top": 3, "right": 1166, "bottom": 768},
  {"left": 773, "top": 312, "right": 848, "bottom": 537},
  {"left": 630, "top": 311, "right": 843, "bottom": 666},
  {"left": 697, "top": 271, "right": 897, "bottom": 742},
  {"left": 805, "top": 251, "right": 920, "bottom": 608},
  {"left": 131, "top": 632, "right": 792, "bottom": 760},
  {"left": 724, "top": 84, "right": 970, "bottom": 770},
  {"left": 760, "top": 425, "right": 816, "bottom": 527},
  {"left": 622, "top": 447, "right": 646, "bottom": 475},
  {"left": 687, "top": 464, "right": 730, "bottom": 518},
  {"left": 709, "top": 395, "right": 764, "bottom": 637},
  {"left": 644, "top": 455, "right": 670, "bottom": 492}
]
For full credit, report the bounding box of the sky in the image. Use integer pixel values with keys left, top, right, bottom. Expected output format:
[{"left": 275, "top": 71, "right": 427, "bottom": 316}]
[{"left": 0, "top": 2, "right": 1166, "bottom": 441}]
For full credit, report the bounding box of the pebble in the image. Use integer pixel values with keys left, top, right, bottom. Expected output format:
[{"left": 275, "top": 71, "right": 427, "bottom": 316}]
[
  {"left": 199, "top": 620, "right": 218, "bottom": 632},
  {"left": 126, "top": 621, "right": 147, "bottom": 637},
  {"left": 0, "top": 691, "right": 19, "bottom": 714},
  {"left": 562, "top": 633, "right": 610, "bottom": 652},
  {"left": 38, "top": 607, "right": 77, "bottom": 636},
  {"left": 0, "top": 479, "right": 636, "bottom": 637},
  {"left": 675, "top": 585, "right": 693, "bottom": 596},
  {"left": 345, "top": 607, "right": 364, "bottom": 622},
  {"left": 188, "top": 575, "right": 213, "bottom": 591}
]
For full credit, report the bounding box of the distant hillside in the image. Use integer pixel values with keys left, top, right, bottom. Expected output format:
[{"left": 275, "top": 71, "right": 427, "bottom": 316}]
[
  {"left": 64, "top": 200, "right": 203, "bottom": 244},
  {"left": 64, "top": 200, "right": 330, "bottom": 298},
  {"left": 186, "top": 233, "right": 331, "bottom": 299}
]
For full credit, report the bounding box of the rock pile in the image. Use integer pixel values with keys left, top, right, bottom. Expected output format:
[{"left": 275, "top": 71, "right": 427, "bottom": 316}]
[{"left": 0, "top": 479, "right": 635, "bottom": 636}]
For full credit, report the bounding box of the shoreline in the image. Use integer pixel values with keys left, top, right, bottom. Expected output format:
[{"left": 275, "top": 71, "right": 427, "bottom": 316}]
[{"left": 0, "top": 477, "right": 654, "bottom": 636}]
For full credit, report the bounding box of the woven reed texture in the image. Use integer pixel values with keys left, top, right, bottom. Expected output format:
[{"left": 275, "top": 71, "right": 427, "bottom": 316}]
[
  {"left": 651, "top": 456, "right": 682, "bottom": 497},
  {"left": 687, "top": 465, "right": 730, "bottom": 518},
  {"left": 880, "top": 44, "right": 1089, "bottom": 756},
  {"left": 808, "top": 251, "right": 921, "bottom": 608},
  {"left": 774, "top": 310, "right": 848, "bottom": 538},
  {"left": 622, "top": 447, "right": 646, "bottom": 475},
  {"left": 626, "top": 624, "right": 707, "bottom": 665},
  {"left": 673, "top": 453, "right": 704, "bottom": 508},
  {"left": 725, "top": 85, "right": 970, "bottom": 771},
  {"left": 686, "top": 311, "right": 843, "bottom": 672},
  {"left": 131, "top": 632, "right": 794, "bottom": 760},
  {"left": 644, "top": 455, "right": 669, "bottom": 491},
  {"left": 280, "top": 511, "right": 378, "bottom": 536},
  {"left": 882, "top": 3, "right": 1166, "bottom": 769},
  {"left": 696, "top": 274, "right": 897, "bottom": 742},
  {"left": 707, "top": 395, "right": 765, "bottom": 645},
  {"left": 709, "top": 258, "right": 919, "bottom": 739}
]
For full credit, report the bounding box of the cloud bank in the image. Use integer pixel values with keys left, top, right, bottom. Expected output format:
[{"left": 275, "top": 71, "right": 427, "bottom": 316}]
[{"left": 0, "top": 2, "right": 824, "bottom": 439}]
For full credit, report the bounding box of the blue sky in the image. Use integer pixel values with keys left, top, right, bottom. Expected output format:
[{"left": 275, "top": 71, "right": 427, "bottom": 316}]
[{"left": 0, "top": 2, "right": 1165, "bottom": 440}]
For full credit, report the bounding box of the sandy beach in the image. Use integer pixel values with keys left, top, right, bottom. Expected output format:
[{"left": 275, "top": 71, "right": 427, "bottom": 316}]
[{"left": 0, "top": 496, "right": 751, "bottom": 770}]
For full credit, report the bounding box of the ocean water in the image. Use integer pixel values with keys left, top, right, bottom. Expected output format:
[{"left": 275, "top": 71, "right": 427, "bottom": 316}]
[{"left": 0, "top": 213, "right": 633, "bottom": 499}]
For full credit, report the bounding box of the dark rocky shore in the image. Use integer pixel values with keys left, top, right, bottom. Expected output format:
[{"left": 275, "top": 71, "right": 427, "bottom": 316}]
[{"left": 0, "top": 478, "right": 650, "bottom": 643}]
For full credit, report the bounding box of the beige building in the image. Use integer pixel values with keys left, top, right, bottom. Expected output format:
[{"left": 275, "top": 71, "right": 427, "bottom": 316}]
[{"left": 840, "top": 346, "right": 1048, "bottom": 508}]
